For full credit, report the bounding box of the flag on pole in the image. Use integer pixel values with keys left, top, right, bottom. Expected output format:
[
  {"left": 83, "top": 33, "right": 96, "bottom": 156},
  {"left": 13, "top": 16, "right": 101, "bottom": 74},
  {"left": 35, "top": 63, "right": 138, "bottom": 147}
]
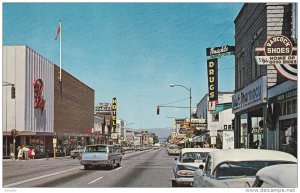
[
  {"left": 55, "top": 20, "right": 62, "bottom": 82},
  {"left": 55, "top": 23, "right": 61, "bottom": 40}
]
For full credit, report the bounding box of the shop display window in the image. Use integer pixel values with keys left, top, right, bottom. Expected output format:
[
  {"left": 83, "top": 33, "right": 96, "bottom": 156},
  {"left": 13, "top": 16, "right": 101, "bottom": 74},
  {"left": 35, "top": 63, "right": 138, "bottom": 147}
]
[
  {"left": 279, "top": 119, "right": 297, "bottom": 157},
  {"left": 279, "top": 99, "right": 297, "bottom": 116}
]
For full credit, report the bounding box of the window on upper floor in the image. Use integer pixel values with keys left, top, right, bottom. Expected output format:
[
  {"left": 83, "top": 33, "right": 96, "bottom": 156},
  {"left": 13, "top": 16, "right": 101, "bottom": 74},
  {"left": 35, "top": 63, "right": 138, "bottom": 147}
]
[
  {"left": 252, "top": 38, "right": 264, "bottom": 80},
  {"left": 212, "top": 113, "right": 219, "bottom": 122},
  {"left": 237, "top": 55, "right": 243, "bottom": 89}
]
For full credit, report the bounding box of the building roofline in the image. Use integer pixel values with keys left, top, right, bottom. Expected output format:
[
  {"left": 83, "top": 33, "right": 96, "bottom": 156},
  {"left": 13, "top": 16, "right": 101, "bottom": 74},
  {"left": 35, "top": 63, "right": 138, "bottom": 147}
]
[{"left": 3, "top": 45, "right": 94, "bottom": 92}]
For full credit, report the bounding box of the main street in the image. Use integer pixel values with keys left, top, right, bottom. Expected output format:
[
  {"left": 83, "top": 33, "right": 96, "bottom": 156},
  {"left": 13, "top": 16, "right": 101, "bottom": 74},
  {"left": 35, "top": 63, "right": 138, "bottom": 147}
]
[{"left": 3, "top": 147, "right": 176, "bottom": 188}]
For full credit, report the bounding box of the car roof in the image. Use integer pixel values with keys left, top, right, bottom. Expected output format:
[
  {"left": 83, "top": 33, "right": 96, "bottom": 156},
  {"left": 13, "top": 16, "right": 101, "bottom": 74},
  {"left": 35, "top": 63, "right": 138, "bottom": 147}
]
[
  {"left": 255, "top": 164, "right": 298, "bottom": 188},
  {"left": 210, "top": 149, "right": 297, "bottom": 169},
  {"left": 181, "top": 148, "right": 217, "bottom": 154}
]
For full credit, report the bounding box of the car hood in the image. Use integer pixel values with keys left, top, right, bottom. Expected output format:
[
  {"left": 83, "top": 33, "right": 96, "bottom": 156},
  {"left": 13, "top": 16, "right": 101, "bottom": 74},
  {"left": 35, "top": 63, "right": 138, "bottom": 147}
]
[
  {"left": 221, "top": 177, "right": 255, "bottom": 188},
  {"left": 177, "top": 161, "right": 205, "bottom": 168}
]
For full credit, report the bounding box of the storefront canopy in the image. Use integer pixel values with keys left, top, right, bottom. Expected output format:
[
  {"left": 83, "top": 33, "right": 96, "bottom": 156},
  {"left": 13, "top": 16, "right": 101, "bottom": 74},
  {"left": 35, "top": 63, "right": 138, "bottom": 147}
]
[{"left": 211, "top": 103, "right": 232, "bottom": 114}]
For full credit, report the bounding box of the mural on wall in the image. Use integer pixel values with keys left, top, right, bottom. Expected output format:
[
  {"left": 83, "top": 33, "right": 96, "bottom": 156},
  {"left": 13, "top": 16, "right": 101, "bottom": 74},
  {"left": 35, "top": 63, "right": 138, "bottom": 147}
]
[{"left": 33, "top": 79, "right": 46, "bottom": 113}]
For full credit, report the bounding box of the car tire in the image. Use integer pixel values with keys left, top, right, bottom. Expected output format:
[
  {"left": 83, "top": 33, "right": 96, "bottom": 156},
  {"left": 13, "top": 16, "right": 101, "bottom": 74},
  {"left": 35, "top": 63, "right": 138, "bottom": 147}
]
[
  {"left": 73, "top": 157, "right": 75, "bottom": 159},
  {"left": 110, "top": 161, "right": 115, "bottom": 170},
  {"left": 171, "top": 180, "right": 178, "bottom": 187},
  {"left": 83, "top": 165, "right": 88, "bottom": 170},
  {"left": 117, "top": 159, "right": 121, "bottom": 167}
]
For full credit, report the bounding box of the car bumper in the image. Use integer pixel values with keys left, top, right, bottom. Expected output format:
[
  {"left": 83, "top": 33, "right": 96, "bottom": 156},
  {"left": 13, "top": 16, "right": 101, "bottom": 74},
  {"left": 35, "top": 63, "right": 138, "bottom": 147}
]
[
  {"left": 168, "top": 152, "right": 180, "bottom": 155},
  {"left": 174, "top": 178, "right": 194, "bottom": 186},
  {"left": 80, "top": 160, "right": 110, "bottom": 166}
]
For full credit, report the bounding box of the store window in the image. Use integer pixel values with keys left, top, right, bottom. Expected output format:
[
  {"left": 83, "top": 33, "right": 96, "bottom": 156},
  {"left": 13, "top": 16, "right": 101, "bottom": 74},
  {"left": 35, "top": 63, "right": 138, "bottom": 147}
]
[
  {"left": 249, "top": 117, "right": 264, "bottom": 149},
  {"left": 279, "top": 118, "right": 297, "bottom": 158},
  {"left": 239, "top": 111, "right": 264, "bottom": 149},
  {"left": 240, "top": 114, "right": 248, "bottom": 148},
  {"left": 279, "top": 99, "right": 297, "bottom": 116},
  {"left": 212, "top": 113, "right": 219, "bottom": 122}
]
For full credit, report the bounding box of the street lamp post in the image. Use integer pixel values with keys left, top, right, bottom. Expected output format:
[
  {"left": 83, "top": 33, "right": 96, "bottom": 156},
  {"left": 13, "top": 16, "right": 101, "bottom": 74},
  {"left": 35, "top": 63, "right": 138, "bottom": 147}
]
[
  {"left": 169, "top": 84, "right": 192, "bottom": 126},
  {"left": 170, "top": 84, "right": 192, "bottom": 147}
]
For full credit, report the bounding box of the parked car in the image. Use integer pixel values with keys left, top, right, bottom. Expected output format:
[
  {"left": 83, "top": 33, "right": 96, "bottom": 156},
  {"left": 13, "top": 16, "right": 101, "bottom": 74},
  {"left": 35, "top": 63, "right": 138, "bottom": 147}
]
[
  {"left": 135, "top": 145, "right": 144, "bottom": 151},
  {"left": 193, "top": 149, "right": 297, "bottom": 188},
  {"left": 172, "top": 148, "right": 217, "bottom": 187},
  {"left": 167, "top": 145, "right": 180, "bottom": 155},
  {"left": 80, "top": 144, "right": 122, "bottom": 170},
  {"left": 252, "top": 164, "right": 297, "bottom": 188},
  {"left": 70, "top": 146, "right": 84, "bottom": 159}
]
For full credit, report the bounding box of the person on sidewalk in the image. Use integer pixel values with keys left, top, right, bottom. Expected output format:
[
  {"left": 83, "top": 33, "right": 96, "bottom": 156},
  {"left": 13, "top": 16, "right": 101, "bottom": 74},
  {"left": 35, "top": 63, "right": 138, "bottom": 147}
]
[
  {"left": 22, "top": 145, "right": 29, "bottom": 160},
  {"left": 31, "top": 149, "right": 35, "bottom": 160},
  {"left": 17, "top": 146, "right": 23, "bottom": 160}
]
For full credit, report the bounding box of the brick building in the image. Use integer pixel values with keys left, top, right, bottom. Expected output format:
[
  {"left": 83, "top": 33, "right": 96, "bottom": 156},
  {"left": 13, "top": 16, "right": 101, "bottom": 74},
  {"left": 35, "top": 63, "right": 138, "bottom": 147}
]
[{"left": 233, "top": 3, "right": 297, "bottom": 157}]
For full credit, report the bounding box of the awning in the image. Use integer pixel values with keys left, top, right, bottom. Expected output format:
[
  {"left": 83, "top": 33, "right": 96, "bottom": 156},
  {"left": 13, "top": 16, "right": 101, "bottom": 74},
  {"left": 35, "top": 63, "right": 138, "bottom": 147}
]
[
  {"left": 192, "top": 135, "right": 206, "bottom": 142},
  {"left": 211, "top": 102, "right": 232, "bottom": 114},
  {"left": 180, "top": 137, "right": 189, "bottom": 144}
]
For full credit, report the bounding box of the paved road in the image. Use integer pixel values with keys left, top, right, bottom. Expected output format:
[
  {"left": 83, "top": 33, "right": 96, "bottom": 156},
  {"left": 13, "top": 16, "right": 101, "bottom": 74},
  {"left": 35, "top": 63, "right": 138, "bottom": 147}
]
[{"left": 3, "top": 147, "right": 176, "bottom": 188}]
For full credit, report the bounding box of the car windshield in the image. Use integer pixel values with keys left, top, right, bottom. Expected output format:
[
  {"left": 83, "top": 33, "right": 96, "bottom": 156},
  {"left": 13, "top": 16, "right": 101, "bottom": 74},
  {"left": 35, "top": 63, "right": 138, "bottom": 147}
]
[
  {"left": 182, "top": 152, "right": 209, "bottom": 163},
  {"left": 85, "top": 146, "right": 107, "bottom": 152},
  {"left": 216, "top": 161, "right": 295, "bottom": 179},
  {"left": 178, "top": 164, "right": 198, "bottom": 171}
]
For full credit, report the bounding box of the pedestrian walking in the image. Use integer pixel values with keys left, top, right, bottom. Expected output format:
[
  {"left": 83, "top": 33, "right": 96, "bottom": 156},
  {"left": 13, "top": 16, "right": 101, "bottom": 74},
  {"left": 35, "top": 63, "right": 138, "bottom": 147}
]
[
  {"left": 22, "top": 145, "right": 29, "bottom": 160},
  {"left": 32, "top": 149, "right": 35, "bottom": 160},
  {"left": 28, "top": 148, "right": 32, "bottom": 159},
  {"left": 17, "top": 146, "right": 23, "bottom": 160}
]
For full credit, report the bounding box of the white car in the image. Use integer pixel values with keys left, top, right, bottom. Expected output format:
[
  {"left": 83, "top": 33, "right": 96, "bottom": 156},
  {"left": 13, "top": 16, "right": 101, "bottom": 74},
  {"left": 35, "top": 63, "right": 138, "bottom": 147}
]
[
  {"left": 167, "top": 145, "right": 180, "bottom": 155},
  {"left": 193, "top": 149, "right": 297, "bottom": 188},
  {"left": 172, "top": 148, "right": 217, "bottom": 187},
  {"left": 70, "top": 147, "right": 84, "bottom": 159},
  {"left": 252, "top": 164, "right": 297, "bottom": 188}
]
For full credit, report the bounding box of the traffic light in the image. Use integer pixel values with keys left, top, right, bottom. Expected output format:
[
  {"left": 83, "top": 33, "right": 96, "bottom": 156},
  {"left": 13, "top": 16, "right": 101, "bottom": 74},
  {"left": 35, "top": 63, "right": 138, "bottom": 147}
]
[
  {"left": 11, "top": 86, "right": 16, "bottom": 99},
  {"left": 157, "top": 106, "right": 160, "bottom": 115}
]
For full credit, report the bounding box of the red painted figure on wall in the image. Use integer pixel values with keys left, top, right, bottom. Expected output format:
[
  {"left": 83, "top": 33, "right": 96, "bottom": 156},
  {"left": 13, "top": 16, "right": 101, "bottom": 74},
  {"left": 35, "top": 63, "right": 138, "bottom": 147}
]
[{"left": 33, "top": 79, "right": 46, "bottom": 113}]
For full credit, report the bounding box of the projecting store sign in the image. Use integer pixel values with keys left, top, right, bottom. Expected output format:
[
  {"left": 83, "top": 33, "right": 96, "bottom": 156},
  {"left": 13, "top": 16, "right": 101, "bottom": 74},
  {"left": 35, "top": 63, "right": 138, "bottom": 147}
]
[
  {"left": 95, "top": 103, "right": 112, "bottom": 112},
  {"left": 206, "top": 45, "right": 235, "bottom": 59},
  {"left": 255, "top": 35, "right": 297, "bottom": 81},
  {"left": 207, "top": 59, "right": 218, "bottom": 111}
]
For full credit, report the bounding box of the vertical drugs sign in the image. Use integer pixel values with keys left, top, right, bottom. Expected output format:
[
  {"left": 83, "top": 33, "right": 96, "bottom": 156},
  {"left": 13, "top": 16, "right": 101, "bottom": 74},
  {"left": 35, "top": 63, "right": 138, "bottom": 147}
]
[{"left": 207, "top": 59, "right": 218, "bottom": 111}]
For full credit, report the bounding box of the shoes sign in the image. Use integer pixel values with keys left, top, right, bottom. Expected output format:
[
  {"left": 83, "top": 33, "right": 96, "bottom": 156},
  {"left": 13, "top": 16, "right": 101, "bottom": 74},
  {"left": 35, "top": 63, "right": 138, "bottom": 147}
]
[{"left": 255, "top": 35, "right": 297, "bottom": 81}]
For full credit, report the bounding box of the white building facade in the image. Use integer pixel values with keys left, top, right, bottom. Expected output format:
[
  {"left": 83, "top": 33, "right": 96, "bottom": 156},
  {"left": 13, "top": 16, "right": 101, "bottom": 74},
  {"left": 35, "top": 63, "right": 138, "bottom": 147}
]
[{"left": 196, "top": 92, "right": 235, "bottom": 149}]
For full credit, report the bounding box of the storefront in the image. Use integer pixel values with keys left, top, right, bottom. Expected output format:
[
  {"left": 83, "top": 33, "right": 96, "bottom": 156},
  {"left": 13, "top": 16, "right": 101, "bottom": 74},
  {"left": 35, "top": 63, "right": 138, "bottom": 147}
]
[
  {"left": 232, "top": 76, "right": 268, "bottom": 149},
  {"left": 268, "top": 81, "right": 297, "bottom": 157}
]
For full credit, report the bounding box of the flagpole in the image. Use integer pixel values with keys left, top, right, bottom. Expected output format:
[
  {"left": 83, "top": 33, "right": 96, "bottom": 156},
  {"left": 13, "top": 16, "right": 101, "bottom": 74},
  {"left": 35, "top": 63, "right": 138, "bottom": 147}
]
[{"left": 59, "top": 20, "right": 62, "bottom": 82}]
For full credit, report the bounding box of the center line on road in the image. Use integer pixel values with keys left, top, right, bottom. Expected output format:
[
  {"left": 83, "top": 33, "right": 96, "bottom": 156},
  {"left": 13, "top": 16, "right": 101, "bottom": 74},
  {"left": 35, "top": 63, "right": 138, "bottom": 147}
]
[
  {"left": 88, "top": 177, "right": 103, "bottom": 184},
  {"left": 4, "top": 167, "right": 79, "bottom": 188}
]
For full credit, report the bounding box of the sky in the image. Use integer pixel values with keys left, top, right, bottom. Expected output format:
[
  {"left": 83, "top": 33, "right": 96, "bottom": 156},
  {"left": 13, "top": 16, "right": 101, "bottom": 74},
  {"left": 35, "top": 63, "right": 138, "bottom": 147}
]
[{"left": 3, "top": 3, "right": 243, "bottom": 132}]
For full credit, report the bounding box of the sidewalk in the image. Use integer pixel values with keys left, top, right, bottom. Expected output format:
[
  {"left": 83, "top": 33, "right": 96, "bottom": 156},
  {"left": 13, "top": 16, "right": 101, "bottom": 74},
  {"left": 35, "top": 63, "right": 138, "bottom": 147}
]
[{"left": 3, "top": 156, "right": 72, "bottom": 161}]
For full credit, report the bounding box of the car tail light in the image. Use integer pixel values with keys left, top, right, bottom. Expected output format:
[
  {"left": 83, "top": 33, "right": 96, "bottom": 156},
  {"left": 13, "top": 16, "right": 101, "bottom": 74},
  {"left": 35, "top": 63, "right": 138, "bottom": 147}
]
[{"left": 177, "top": 170, "right": 194, "bottom": 177}]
